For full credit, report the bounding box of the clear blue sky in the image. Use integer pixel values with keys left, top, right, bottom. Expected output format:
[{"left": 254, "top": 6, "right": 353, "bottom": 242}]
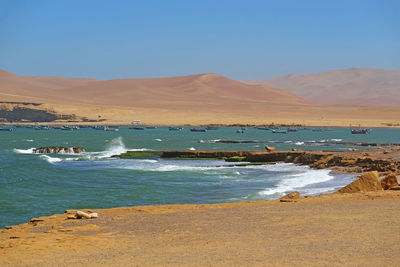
[{"left": 0, "top": 0, "right": 399, "bottom": 80}]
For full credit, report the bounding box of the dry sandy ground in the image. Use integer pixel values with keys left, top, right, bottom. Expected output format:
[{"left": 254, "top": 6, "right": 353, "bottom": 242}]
[
  {"left": 3, "top": 101, "right": 400, "bottom": 127},
  {"left": 1, "top": 191, "right": 400, "bottom": 266}
]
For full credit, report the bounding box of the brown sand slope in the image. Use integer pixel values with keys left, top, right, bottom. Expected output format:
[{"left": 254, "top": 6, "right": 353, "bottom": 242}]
[
  {"left": 1, "top": 69, "right": 400, "bottom": 126},
  {"left": 0, "top": 70, "right": 309, "bottom": 107},
  {"left": 0, "top": 69, "right": 97, "bottom": 93},
  {"left": 244, "top": 68, "right": 400, "bottom": 106},
  {"left": 1, "top": 191, "right": 400, "bottom": 266}
]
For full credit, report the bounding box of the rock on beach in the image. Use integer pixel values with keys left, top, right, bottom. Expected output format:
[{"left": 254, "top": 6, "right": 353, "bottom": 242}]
[{"left": 337, "top": 171, "right": 382, "bottom": 193}]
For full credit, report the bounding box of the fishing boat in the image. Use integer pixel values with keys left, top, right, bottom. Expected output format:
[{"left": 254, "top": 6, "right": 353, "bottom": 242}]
[
  {"left": 0, "top": 127, "right": 14, "bottom": 131},
  {"left": 105, "top": 127, "right": 119, "bottom": 132},
  {"left": 272, "top": 129, "right": 287, "bottom": 134},
  {"left": 351, "top": 128, "right": 369, "bottom": 134},
  {"left": 145, "top": 126, "right": 157, "bottom": 129},
  {"left": 268, "top": 123, "right": 280, "bottom": 130},
  {"left": 287, "top": 127, "right": 299, "bottom": 132},
  {"left": 169, "top": 127, "right": 184, "bottom": 131},
  {"left": 34, "top": 126, "right": 50, "bottom": 130},
  {"left": 129, "top": 127, "right": 145, "bottom": 130},
  {"left": 61, "top": 126, "right": 74, "bottom": 131},
  {"left": 256, "top": 127, "right": 270, "bottom": 130},
  {"left": 190, "top": 128, "right": 207, "bottom": 132}
]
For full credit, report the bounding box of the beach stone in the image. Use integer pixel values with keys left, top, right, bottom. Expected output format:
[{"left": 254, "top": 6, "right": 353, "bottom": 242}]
[
  {"left": 89, "top": 213, "right": 98, "bottom": 218},
  {"left": 337, "top": 171, "right": 382, "bottom": 193},
  {"left": 76, "top": 211, "right": 92, "bottom": 219},
  {"left": 265, "top": 146, "right": 276, "bottom": 152},
  {"left": 30, "top": 218, "right": 44, "bottom": 223},
  {"left": 280, "top": 191, "right": 301, "bottom": 202},
  {"left": 380, "top": 173, "right": 399, "bottom": 190},
  {"left": 73, "top": 147, "right": 85, "bottom": 153},
  {"left": 33, "top": 146, "right": 85, "bottom": 154},
  {"left": 67, "top": 215, "right": 78, "bottom": 219},
  {"left": 64, "top": 209, "right": 77, "bottom": 214}
]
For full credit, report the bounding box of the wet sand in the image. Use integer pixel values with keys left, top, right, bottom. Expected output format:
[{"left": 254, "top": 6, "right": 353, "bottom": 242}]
[{"left": 1, "top": 191, "right": 400, "bottom": 266}]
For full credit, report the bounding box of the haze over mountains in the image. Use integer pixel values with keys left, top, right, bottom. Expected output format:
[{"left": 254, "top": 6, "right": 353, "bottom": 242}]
[{"left": 244, "top": 68, "right": 400, "bottom": 106}]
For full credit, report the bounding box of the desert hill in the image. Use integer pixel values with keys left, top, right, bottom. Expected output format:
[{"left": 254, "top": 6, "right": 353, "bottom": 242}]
[
  {"left": 53, "top": 73, "right": 311, "bottom": 108},
  {"left": 244, "top": 68, "right": 400, "bottom": 106},
  {"left": 0, "top": 69, "right": 400, "bottom": 126},
  {"left": 0, "top": 70, "right": 310, "bottom": 107},
  {"left": 0, "top": 69, "right": 97, "bottom": 101}
]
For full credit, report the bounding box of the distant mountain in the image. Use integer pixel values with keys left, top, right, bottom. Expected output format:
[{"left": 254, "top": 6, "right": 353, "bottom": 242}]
[
  {"left": 244, "top": 68, "right": 400, "bottom": 106},
  {"left": 0, "top": 70, "right": 310, "bottom": 107}
]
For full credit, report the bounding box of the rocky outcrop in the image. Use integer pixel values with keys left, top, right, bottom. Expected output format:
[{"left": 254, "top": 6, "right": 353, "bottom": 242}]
[
  {"left": 33, "top": 146, "right": 85, "bottom": 154},
  {"left": 265, "top": 146, "right": 276, "bottom": 152},
  {"left": 65, "top": 210, "right": 98, "bottom": 219},
  {"left": 112, "top": 149, "right": 400, "bottom": 175},
  {"left": 337, "top": 171, "right": 382, "bottom": 193},
  {"left": 280, "top": 191, "right": 301, "bottom": 202},
  {"left": 380, "top": 173, "right": 399, "bottom": 190}
]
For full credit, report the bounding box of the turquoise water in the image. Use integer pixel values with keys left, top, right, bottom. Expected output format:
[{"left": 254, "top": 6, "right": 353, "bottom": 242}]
[{"left": 1, "top": 127, "right": 399, "bottom": 227}]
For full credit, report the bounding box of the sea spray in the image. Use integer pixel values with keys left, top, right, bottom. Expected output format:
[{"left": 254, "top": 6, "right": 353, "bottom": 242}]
[
  {"left": 259, "top": 165, "right": 334, "bottom": 196},
  {"left": 39, "top": 155, "right": 62, "bottom": 164},
  {"left": 13, "top": 148, "right": 35, "bottom": 154}
]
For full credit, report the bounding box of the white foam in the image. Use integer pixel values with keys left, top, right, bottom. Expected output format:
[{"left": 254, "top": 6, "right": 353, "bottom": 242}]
[
  {"left": 155, "top": 139, "right": 162, "bottom": 142},
  {"left": 259, "top": 167, "right": 334, "bottom": 196},
  {"left": 189, "top": 147, "right": 196, "bottom": 151},
  {"left": 24, "top": 139, "right": 34, "bottom": 142},
  {"left": 152, "top": 164, "right": 218, "bottom": 172},
  {"left": 14, "top": 148, "right": 35, "bottom": 154},
  {"left": 331, "top": 139, "right": 343, "bottom": 142},
  {"left": 83, "top": 136, "right": 132, "bottom": 159},
  {"left": 295, "top": 142, "right": 304, "bottom": 145},
  {"left": 39, "top": 155, "right": 62, "bottom": 163},
  {"left": 134, "top": 159, "right": 158, "bottom": 163},
  {"left": 64, "top": 157, "right": 80, "bottom": 161}
]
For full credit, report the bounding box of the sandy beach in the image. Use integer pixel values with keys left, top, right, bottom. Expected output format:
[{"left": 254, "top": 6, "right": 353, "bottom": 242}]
[{"left": 1, "top": 191, "right": 400, "bottom": 266}]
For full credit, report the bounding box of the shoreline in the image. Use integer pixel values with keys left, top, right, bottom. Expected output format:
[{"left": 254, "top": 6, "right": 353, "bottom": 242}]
[
  {"left": 2, "top": 121, "right": 400, "bottom": 128},
  {"left": 2, "top": 191, "right": 400, "bottom": 266},
  {"left": 1, "top": 148, "right": 400, "bottom": 265}
]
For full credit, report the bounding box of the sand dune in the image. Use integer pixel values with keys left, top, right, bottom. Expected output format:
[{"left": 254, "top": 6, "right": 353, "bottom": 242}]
[
  {"left": 244, "top": 68, "right": 400, "bottom": 106},
  {"left": 1, "top": 69, "right": 400, "bottom": 126},
  {"left": 0, "top": 70, "right": 310, "bottom": 107}
]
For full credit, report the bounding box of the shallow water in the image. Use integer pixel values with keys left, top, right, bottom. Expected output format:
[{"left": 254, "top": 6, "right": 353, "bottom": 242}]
[{"left": 1, "top": 126, "right": 399, "bottom": 227}]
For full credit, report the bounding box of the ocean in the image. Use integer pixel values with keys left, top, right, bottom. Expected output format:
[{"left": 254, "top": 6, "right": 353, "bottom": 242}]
[{"left": 1, "top": 126, "right": 399, "bottom": 227}]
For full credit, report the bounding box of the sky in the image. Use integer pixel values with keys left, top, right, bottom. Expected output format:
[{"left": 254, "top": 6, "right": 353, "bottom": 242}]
[{"left": 0, "top": 0, "right": 399, "bottom": 80}]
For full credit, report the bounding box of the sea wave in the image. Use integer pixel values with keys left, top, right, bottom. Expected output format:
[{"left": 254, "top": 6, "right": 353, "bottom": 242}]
[
  {"left": 39, "top": 155, "right": 62, "bottom": 163},
  {"left": 13, "top": 148, "right": 35, "bottom": 154},
  {"left": 259, "top": 166, "right": 333, "bottom": 196}
]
